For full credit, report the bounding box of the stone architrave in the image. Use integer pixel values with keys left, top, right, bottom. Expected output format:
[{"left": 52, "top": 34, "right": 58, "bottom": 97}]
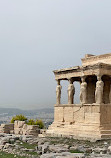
[
  {"left": 68, "top": 80, "right": 75, "bottom": 104},
  {"left": 80, "top": 77, "right": 87, "bottom": 104},
  {"left": 95, "top": 76, "right": 104, "bottom": 104},
  {"left": 56, "top": 80, "right": 62, "bottom": 104}
]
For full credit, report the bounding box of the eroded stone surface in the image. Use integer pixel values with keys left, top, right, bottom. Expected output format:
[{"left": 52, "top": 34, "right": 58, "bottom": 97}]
[{"left": 0, "top": 135, "right": 111, "bottom": 158}]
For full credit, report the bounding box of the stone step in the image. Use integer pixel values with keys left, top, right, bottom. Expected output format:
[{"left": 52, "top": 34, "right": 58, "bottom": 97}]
[
  {"left": 101, "top": 134, "right": 111, "bottom": 139},
  {"left": 100, "top": 130, "right": 111, "bottom": 134}
]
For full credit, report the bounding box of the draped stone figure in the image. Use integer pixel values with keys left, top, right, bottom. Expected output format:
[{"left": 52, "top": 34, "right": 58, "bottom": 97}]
[
  {"left": 80, "top": 80, "right": 87, "bottom": 104},
  {"left": 109, "top": 84, "right": 111, "bottom": 103},
  {"left": 68, "top": 83, "right": 75, "bottom": 104},
  {"left": 56, "top": 84, "right": 62, "bottom": 104},
  {"left": 95, "top": 76, "right": 104, "bottom": 104}
]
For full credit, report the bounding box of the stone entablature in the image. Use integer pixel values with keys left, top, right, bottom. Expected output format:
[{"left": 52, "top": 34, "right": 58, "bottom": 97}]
[
  {"left": 53, "top": 63, "right": 111, "bottom": 80},
  {"left": 47, "top": 53, "right": 111, "bottom": 140}
]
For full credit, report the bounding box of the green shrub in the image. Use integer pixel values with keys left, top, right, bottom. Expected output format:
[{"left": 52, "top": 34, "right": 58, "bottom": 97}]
[
  {"left": 10, "top": 114, "right": 27, "bottom": 123},
  {"left": 11, "top": 115, "right": 44, "bottom": 129},
  {"left": 27, "top": 119, "right": 35, "bottom": 125},
  {"left": 35, "top": 119, "right": 44, "bottom": 129},
  {"left": 26, "top": 119, "right": 44, "bottom": 129}
]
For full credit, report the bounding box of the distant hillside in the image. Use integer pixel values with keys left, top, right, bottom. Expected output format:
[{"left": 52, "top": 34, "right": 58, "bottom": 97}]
[{"left": 0, "top": 107, "right": 54, "bottom": 117}]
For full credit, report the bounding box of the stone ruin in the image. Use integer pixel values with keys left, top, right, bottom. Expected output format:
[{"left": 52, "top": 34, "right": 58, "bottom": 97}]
[
  {"left": 0, "top": 121, "right": 40, "bottom": 136},
  {"left": 47, "top": 53, "right": 111, "bottom": 140}
]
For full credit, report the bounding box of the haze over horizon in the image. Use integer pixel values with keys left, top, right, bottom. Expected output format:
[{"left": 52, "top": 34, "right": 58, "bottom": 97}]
[{"left": 0, "top": 0, "right": 111, "bottom": 109}]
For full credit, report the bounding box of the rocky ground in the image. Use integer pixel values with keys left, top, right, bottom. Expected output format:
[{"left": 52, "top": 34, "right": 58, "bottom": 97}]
[{"left": 0, "top": 134, "right": 111, "bottom": 158}]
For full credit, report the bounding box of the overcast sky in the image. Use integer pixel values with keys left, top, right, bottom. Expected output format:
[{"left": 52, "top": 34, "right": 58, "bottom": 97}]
[{"left": 0, "top": 0, "right": 111, "bottom": 109}]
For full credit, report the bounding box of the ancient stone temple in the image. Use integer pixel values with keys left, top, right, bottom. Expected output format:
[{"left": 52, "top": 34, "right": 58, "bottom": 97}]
[{"left": 47, "top": 53, "right": 111, "bottom": 140}]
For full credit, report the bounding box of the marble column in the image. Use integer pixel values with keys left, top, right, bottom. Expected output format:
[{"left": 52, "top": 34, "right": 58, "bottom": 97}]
[
  {"left": 80, "top": 76, "right": 87, "bottom": 104},
  {"left": 95, "top": 75, "right": 104, "bottom": 104},
  {"left": 56, "top": 80, "right": 62, "bottom": 104},
  {"left": 67, "top": 78, "right": 75, "bottom": 104}
]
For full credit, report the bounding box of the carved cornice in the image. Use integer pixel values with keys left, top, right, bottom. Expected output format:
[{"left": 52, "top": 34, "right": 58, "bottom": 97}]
[
  {"left": 53, "top": 66, "right": 81, "bottom": 75},
  {"left": 53, "top": 63, "right": 111, "bottom": 75}
]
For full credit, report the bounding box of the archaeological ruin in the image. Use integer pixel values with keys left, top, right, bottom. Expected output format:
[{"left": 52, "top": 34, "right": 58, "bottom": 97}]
[
  {"left": 0, "top": 121, "right": 40, "bottom": 136},
  {"left": 47, "top": 53, "right": 111, "bottom": 140}
]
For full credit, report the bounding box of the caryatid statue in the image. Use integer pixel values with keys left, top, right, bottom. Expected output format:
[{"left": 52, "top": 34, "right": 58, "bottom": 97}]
[
  {"left": 109, "top": 84, "right": 111, "bottom": 103},
  {"left": 56, "top": 80, "right": 62, "bottom": 104},
  {"left": 95, "top": 75, "right": 104, "bottom": 104},
  {"left": 80, "top": 77, "right": 87, "bottom": 104},
  {"left": 68, "top": 78, "right": 75, "bottom": 104}
]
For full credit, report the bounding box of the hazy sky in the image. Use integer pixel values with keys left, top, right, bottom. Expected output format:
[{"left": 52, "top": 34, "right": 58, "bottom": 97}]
[{"left": 0, "top": 0, "right": 111, "bottom": 109}]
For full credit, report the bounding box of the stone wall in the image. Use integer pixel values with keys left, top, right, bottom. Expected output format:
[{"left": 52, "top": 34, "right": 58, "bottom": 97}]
[
  {"left": 54, "top": 104, "right": 100, "bottom": 125},
  {"left": 47, "top": 103, "right": 111, "bottom": 140},
  {"left": 0, "top": 121, "right": 40, "bottom": 136},
  {"left": 0, "top": 123, "right": 14, "bottom": 134},
  {"left": 47, "top": 104, "right": 105, "bottom": 140}
]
